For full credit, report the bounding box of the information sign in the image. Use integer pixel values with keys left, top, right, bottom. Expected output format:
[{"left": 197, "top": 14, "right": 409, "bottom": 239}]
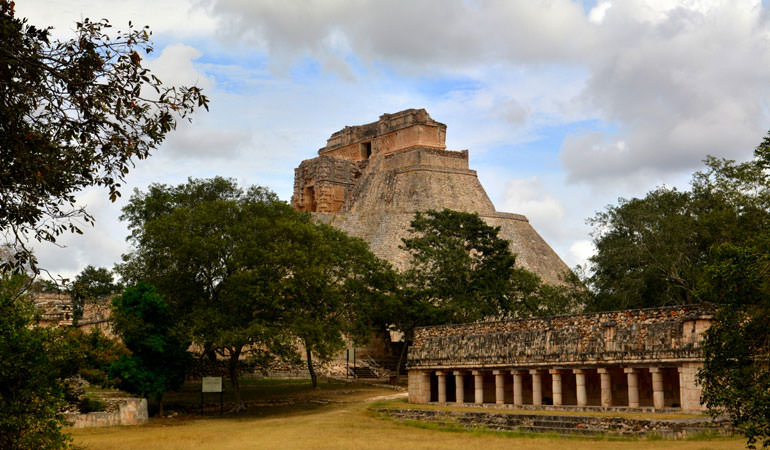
[{"left": 202, "top": 376, "right": 222, "bottom": 393}]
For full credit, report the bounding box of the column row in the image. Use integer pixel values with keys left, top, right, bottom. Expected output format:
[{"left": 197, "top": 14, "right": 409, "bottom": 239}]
[{"left": 430, "top": 366, "right": 677, "bottom": 409}]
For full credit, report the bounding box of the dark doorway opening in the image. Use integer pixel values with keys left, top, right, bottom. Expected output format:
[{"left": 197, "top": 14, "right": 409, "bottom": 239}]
[{"left": 360, "top": 141, "right": 372, "bottom": 159}]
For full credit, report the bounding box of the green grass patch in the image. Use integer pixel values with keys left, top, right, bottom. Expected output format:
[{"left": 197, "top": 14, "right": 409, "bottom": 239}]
[
  {"left": 372, "top": 397, "right": 706, "bottom": 420},
  {"left": 375, "top": 411, "right": 628, "bottom": 442}
]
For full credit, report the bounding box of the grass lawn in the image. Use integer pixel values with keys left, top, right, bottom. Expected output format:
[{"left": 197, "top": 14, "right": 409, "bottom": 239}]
[
  {"left": 371, "top": 397, "right": 706, "bottom": 421},
  {"left": 71, "top": 379, "right": 746, "bottom": 450}
]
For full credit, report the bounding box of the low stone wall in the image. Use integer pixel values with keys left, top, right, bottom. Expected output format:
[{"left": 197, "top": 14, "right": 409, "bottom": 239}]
[
  {"left": 66, "top": 397, "right": 148, "bottom": 428},
  {"left": 378, "top": 408, "right": 733, "bottom": 439}
]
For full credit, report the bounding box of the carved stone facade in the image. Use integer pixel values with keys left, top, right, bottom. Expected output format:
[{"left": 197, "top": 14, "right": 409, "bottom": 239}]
[
  {"left": 407, "top": 305, "right": 713, "bottom": 412},
  {"left": 34, "top": 293, "right": 114, "bottom": 337},
  {"left": 292, "top": 109, "right": 569, "bottom": 285}
]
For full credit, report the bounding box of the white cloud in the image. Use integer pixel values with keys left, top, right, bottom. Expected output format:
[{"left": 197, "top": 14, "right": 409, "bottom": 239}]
[
  {"left": 500, "top": 177, "right": 566, "bottom": 236},
  {"left": 16, "top": 0, "right": 218, "bottom": 40},
  {"left": 146, "top": 44, "right": 214, "bottom": 91},
  {"left": 165, "top": 124, "right": 251, "bottom": 159},
  {"left": 563, "top": 0, "right": 770, "bottom": 184},
  {"left": 203, "top": 0, "right": 593, "bottom": 69},
  {"left": 569, "top": 240, "right": 596, "bottom": 268},
  {"left": 204, "top": 0, "right": 770, "bottom": 187},
  {"left": 589, "top": 2, "right": 613, "bottom": 24},
  {"left": 29, "top": 187, "right": 127, "bottom": 280},
  {"left": 14, "top": 0, "right": 770, "bottom": 280}
]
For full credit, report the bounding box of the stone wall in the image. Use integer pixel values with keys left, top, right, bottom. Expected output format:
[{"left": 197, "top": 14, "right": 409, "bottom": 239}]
[
  {"left": 291, "top": 155, "right": 363, "bottom": 213},
  {"left": 66, "top": 397, "right": 148, "bottom": 428},
  {"left": 34, "top": 294, "right": 113, "bottom": 335},
  {"left": 409, "top": 305, "right": 714, "bottom": 369},
  {"left": 377, "top": 408, "right": 732, "bottom": 439}
]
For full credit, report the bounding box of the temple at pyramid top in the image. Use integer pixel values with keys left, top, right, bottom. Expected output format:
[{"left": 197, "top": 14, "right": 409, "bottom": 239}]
[
  {"left": 320, "top": 108, "right": 446, "bottom": 160},
  {"left": 291, "top": 109, "right": 570, "bottom": 285}
]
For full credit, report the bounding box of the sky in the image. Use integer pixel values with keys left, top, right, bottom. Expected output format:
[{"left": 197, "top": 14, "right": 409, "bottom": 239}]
[{"left": 15, "top": 0, "right": 770, "bottom": 280}]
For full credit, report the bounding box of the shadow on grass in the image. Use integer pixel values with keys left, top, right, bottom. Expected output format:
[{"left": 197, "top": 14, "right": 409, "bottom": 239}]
[{"left": 145, "top": 378, "right": 381, "bottom": 425}]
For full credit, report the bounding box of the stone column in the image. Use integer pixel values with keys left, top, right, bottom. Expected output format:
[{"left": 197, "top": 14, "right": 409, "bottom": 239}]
[
  {"left": 436, "top": 371, "right": 447, "bottom": 403},
  {"left": 407, "top": 370, "right": 431, "bottom": 404},
  {"left": 472, "top": 370, "right": 484, "bottom": 404},
  {"left": 453, "top": 371, "right": 465, "bottom": 405},
  {"left": 511, "top": 370, "right": 524, "bottom": 406},
  {"left": 530, "top": 369, "right": 542, "bottom": 406},
  {"left": 650, "top": 367, "right": 665, "bottom": 409},
  {"left": 597, "top": 368, "right": 612, "bottom": 407},
  {"left": 493, "top": 370, "right": 505, "bottom": 404},
  {"left": 625, "top": 368, "right": 639, "bottom": 408},
  {"left": 549, "top": 369, "right": 563, "bottom": 406},
  {"left": 678, "top": 363, "right": 705, "bottom": 411},
  {"left": 573, "top": 369, "right": 587, "bottom": 407}
]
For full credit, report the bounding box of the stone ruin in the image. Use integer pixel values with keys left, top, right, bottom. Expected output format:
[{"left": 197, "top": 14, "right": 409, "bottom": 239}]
[
  {"left": 291, "top": 108, "right": 570, "bottom": 285},
  {"left": 293, "top": 110, "right": 714, "bottom": 413},
  {"left": 407, "top": 305, "right": 713, "bottom": 412},
  {"left": 34, "top": 292, "right": 114, "bottom": 337}
]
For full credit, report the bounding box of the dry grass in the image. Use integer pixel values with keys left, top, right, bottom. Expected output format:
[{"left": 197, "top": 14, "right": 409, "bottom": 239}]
[{"left": 71, "top": 380, "right": 745, "bottom": 450}]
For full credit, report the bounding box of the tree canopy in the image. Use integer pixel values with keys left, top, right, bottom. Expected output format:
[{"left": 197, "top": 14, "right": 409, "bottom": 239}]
[
  {"left": 0, "top": 273, "right": 70, "bottom": 450},
  {"left": 0, "top": 1, "right": 208, "bottom": 272},
  {"left": 585, "top": 154, "right": 770, "bottom": 311},
  {"left": 117, "top": 177, "right": 294, "bottom": 409},
  {"left": 69, "top": 265, "right": 120, "bottom": 324},
  {"left": 109, "top": 282, "right": 190, "bottom": 415},
  {"left": 392, "top": 209, "right": 582, "bottom": 381},
  {"left": 584, "top": 137, "right": 770, "bottom": 447},
  {"left": 278, "top": 219, "right": 396, "bottom": 387},
  {"left": 401, "top": 209, "right": 580, "bottom": 322}
]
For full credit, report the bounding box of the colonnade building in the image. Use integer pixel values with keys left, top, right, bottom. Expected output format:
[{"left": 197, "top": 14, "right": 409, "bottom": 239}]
[{"left": 407, "top": 305, "right": 712, "bottom": 412}]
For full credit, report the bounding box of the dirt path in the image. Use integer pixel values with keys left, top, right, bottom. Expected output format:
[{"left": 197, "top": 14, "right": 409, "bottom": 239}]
[{"left": 364, "top": 391, "right": 408, "bottom": 402}]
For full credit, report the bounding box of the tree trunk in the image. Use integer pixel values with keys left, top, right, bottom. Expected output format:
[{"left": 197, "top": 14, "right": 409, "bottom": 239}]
[
  {"left": 157, "top": 393, "right": 164, "bottom": 417},
  {"left": 394, "top": 333, "right": 410, "bottom": 385},
  {"left": 304, "top": 340, "right": 318, "bottom": 388},
  {"left": 228, "top": 346, "right": 245, "bottom": 412}
]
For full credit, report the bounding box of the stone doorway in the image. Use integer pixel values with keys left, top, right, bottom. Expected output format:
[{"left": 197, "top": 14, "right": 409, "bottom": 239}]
[
  {"left": 360, "top": 141, "right": 372, "bottom": 159},
  {"left": 303, "top": 186, "right": 316, "bottom": 212}
]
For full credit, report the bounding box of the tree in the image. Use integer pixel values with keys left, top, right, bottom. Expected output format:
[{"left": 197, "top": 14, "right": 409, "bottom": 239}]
[
  {"left": 699, "top": 302, "right": 770, "bottom": 449},
  {"left": 117, "top": 178, "right": 298, "bottom": 410},
  {"left": 58, "top": 327, "right": 128, "bottom": 388},
  {"left": 279, "top": 220, "right": 395, "bottom": 388},
  {"left": 109, "top": 282, "right": 190, "bottom": 415},
  {"left": 392, "top": 209, "right": 580, "bottom": 381},
  {"left": 402, "top": 209, "right": 520, "bottom": 322},
  {"left": 585, "top": 136, "right": 770, "bottom": 447},
  {"left": 69, "top": 265, "right": 119, "bottom": 324},
  {"left": 0, "top": 1, "right": 208, "bottom": 272},
  {"left": 0, "top": 272, "right": 69, "bottom": 450},
  {"left": 402, "top": 209, "right": 578, "bottom": 320},
  {"left": 585, "top": 154, "right": 770, "bottom": 311},
  {"left": 586, "top": 188, "right": 699, "bottom": 310},
  {"left": 697, "top": 142, "right": 770, "bottom": 449}
]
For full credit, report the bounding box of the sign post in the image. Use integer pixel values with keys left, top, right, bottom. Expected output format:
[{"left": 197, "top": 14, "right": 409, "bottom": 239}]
[{"left": 201, "top": 376, "right": 223, "bottom": 415}]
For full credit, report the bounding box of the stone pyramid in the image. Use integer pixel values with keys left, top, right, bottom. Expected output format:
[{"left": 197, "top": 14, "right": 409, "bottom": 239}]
[{"left": 291, "top": 109, "right": 570, "bottom": 285}]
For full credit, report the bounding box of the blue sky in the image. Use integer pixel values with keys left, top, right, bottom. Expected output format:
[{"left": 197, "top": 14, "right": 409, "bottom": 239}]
[{"left": 16, "top": 0, "right": 770, "bottom": 279}]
